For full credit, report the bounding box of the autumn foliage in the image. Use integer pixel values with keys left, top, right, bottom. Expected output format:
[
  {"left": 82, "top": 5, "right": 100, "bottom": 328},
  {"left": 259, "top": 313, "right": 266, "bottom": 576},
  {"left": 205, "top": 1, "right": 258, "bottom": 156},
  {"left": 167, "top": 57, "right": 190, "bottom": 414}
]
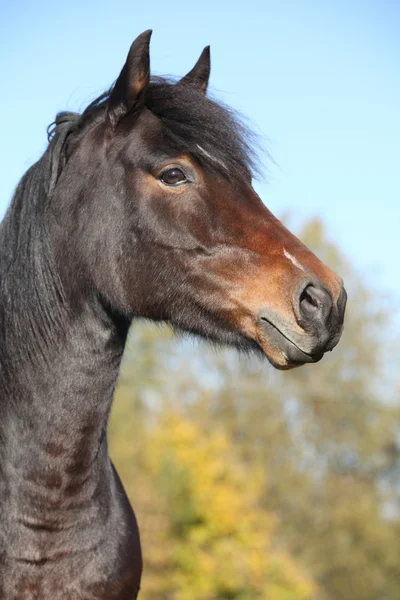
[{"left": 109, "top": 218, "right": 400, "bottom": 599}]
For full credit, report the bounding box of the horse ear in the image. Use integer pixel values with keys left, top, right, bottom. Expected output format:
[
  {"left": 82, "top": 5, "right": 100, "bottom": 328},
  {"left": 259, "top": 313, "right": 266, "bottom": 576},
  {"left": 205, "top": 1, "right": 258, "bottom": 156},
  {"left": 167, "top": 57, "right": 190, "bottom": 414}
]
[
  {"left": 180, "top": 46, "right": 211, "bottom": 94},
  {"left": 107, "top": 30, "right": 152, "bottom": 128}
]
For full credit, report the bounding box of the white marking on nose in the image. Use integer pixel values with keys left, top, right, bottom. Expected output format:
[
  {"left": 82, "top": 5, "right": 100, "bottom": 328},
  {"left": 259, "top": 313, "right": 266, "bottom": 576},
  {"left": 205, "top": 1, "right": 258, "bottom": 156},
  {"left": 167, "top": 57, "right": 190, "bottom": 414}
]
[{"left": 283, "top": 247, "right": 305, "bottom": 272}]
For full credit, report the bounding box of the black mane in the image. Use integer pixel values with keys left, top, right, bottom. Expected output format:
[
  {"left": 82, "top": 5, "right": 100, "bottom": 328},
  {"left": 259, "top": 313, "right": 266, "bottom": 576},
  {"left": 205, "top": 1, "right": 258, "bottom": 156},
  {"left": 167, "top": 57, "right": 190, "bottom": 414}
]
[{"left": 47, "top": 77, "right": 260, "bottom": 187}]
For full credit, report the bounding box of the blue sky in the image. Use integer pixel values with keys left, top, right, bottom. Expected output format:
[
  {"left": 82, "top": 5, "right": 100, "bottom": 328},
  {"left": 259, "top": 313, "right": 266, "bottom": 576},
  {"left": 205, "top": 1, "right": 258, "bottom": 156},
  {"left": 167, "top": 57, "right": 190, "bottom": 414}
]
[{"left": 1, "top": 1, "right": 399, "bottom": 318}]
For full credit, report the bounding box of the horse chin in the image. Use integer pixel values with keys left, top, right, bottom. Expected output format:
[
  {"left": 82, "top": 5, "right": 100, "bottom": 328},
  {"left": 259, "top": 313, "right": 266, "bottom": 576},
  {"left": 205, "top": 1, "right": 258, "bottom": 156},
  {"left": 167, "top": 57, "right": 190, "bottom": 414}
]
[
  {"left": 256, "top": 320, "right": 325, "bottom": 371},
  {"left": 265, "top": 353, "right": 307, "bottom": 371},
  {"left": 256, "top": 343, "right": 305, "bottom": 370}
]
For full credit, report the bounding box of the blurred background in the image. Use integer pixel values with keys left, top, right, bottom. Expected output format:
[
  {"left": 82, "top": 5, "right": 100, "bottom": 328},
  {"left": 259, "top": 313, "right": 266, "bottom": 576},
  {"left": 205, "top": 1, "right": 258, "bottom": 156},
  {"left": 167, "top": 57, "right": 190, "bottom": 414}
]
[{"left": 1, "top": 1, "right": 399, "bottom": 598}]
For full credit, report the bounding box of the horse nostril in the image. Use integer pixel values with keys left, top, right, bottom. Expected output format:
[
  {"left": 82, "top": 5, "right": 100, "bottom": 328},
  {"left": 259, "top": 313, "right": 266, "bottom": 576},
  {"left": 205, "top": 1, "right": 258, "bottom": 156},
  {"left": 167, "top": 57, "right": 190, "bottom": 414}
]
[
  {"left": 300, "top": 286, "right": 320, "bottom": 314},
  {"left": 298, "top": 283, "right": 332, "bottom": 324}
]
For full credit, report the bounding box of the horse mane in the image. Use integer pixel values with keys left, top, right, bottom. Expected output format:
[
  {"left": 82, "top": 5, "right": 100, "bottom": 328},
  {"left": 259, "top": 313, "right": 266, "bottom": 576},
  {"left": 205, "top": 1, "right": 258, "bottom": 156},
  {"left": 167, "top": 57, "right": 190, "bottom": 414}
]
[
  {"left": 46, "top": 77, "right": 261, "bottom": 189},
  {"left": 0, "top": 116, "right": 76, "bottom": 364},
  {"left": 2, "top": 77, "right": 261, "bottom": 255}
]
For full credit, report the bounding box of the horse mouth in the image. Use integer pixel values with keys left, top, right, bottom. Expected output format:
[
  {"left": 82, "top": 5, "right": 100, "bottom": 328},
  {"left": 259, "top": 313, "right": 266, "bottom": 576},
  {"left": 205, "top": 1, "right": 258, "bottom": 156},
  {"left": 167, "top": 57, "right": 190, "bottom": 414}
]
[{"left": 257, "top": 317, "right": 324, "bottom": 369}]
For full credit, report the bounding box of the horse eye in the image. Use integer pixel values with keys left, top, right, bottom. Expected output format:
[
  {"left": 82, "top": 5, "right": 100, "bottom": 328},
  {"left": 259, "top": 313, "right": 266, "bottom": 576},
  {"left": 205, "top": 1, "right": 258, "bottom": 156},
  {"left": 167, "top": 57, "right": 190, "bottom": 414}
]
[{"left": 160, "top": 168, "right": 187, "bottom": 186}]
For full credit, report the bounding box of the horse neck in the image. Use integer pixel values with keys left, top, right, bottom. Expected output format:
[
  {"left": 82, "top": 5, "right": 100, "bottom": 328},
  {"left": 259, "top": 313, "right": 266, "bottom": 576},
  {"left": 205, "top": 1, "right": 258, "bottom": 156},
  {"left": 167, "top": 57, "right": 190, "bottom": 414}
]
[{"left": 0, "top": 165, "right": 127, "bottom": 520}]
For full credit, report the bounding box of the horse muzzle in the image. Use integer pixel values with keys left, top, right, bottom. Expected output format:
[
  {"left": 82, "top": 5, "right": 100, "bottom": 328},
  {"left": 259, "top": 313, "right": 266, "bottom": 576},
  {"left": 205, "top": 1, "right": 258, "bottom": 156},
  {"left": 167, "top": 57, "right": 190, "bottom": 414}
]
[{"left": 257, "top": 279, "right": 347, "bottom": 369}]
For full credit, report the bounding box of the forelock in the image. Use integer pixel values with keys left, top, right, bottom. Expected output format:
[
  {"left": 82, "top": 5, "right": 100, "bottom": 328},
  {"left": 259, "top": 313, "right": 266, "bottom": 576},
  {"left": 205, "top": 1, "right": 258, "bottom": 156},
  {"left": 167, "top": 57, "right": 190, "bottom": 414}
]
[
  {"left": 144, "top": 77, "right": 261, "bottom": 180},
  {"left": 47, "top": 78, "right": 262, "bottom": 182}
]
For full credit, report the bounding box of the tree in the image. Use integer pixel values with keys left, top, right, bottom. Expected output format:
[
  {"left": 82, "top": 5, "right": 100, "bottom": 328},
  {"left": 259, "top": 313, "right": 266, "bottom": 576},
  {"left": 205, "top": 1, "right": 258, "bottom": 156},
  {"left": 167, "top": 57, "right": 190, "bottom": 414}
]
[
  {"left": 110, "top": 400, "right": 314, "bottom": 599},
  {"left": 108, "top": 217, "right": 400, "bottom": 599}
]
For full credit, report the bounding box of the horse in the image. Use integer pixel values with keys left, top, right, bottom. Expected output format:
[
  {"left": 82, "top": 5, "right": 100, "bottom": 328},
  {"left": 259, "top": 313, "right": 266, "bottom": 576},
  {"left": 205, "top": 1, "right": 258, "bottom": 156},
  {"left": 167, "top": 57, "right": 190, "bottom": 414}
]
[{"left": 0, "top": 30, "right": 346, "bottom": 599}]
